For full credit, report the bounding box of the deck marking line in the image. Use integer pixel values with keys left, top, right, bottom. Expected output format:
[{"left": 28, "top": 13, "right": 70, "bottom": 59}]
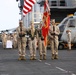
[
  {"left": 56, "top": 67, "right": 76, "bottom": 75},
  {"left": 56, "top": 67, "right": 68, "bottom": 73},
  {"left": 38, "top": 59, "right": 42, "bottom": 62},
  {"left": 45, "top": 62, "right": 51, "bottom": 65},
  {"left": 71, "top": 73, "right": 76, "bottom": 75}
]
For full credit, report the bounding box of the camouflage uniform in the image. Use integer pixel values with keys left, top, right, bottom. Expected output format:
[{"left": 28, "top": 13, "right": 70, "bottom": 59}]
[
  {"left": 16, "top": 21, "right": 26, "bottom": 60},
  {"left": 28, "top": 23, "right": 37, "bottom": 60},
  {"left": 37, "top": 24, "right": 46, "bottom": 60},
  {"left": 48, "top": 19, "right": 60, "bottom": 59},
  {"left": 66, "top": 30, "right": 71, "bottom": 50},
  {"left": 12, "top": 32, "right": 17, "bottom": 48},
  {"left": 1, "top": 32, "right": 7, "bottom": 49}
]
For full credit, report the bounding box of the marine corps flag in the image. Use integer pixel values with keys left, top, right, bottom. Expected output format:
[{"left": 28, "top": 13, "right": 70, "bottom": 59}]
[
  {"left": 23, "top": 0, "right": 36, "bottom": 16},
  {"left": 42, "top": 0, "right": 50, "bottom": 46}
]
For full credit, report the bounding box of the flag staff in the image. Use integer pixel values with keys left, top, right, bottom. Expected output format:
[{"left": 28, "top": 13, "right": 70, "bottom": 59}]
[
  {"left": 31, "top": 5, "right": 34, "bottom": 24},
  {"left": 31, "top": 0, "right": 36, "bottom": 25}
]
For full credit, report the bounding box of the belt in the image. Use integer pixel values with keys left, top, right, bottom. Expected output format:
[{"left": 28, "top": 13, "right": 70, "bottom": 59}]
[{"left": 51, "top": 34, "right": 58, "bottom": 36}]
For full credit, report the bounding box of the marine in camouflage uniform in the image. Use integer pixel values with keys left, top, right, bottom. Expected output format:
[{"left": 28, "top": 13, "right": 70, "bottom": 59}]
[
  {"left": 37, "top": 22, "right": 47, "bottom": 60},
  {"left": 66, "top": 30, "right": 71, "bottom": 50},
  {"left": 12, "top": 32, "right": 17, "bottom": 49},
  {"left": 16, "top": 20, "right": 26, "bottom": 60},
  {"left": 1, "top": 32, "right": 7, "bottom": 49},
  {"left": 48, "top": 19, "right": 60, "bottom": 60},
  {"left": 28, "top": 22, "right": 37, "bottom": 60}
]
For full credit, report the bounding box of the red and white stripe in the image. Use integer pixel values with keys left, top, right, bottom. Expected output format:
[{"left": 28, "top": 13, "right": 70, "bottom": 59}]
[{"left": 23, "top": 0, "right": 36, "bottom": 16}]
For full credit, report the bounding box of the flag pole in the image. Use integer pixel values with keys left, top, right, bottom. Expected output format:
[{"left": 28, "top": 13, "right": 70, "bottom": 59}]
[
  {"left": 22, "top": 11, "right": 25, "bottom": 27},
  {"left": 31, "top": 0, "right": 36, "bottom": 25},
  {"left": 31, "top": 5, "right": 34, "bottom": 25}
]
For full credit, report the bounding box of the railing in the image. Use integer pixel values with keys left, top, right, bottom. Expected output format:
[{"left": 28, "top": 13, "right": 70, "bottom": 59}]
[
  {"left": 49, "top": 0, "right": 66, "bottom": 6},
  {"left": 39, "top": 0, "right": 76, "bottom": 8}
]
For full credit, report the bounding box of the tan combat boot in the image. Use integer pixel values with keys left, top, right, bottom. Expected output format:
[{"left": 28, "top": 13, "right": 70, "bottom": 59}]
[
  {"left": 54, "top": 55, "right": 58, "bottom": 59},
  {"left": 18, "top": 56, "right": 22, "bottom": 60},
  {"left": 43, "top": 55, "right": 46, "bottom": 60},
  {"left": 30, "top": 56, "right": 33, "bottom": 60},
  {"left": 40, "top": 55, "right": 43, "bottom": 60},
  {"left": 33, "top": 56, "right": 36, "bottom": 60},
  {"left": 51, "top": 54, "right": 55, "bottom": 60},
  {"left": 22, "top": 56, "right": 26, "bottom": 60}
]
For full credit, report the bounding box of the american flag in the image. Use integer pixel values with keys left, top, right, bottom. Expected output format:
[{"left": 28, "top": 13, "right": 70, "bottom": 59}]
[{"left": 23, "top": 0, "right": 36, "bottom": 16}]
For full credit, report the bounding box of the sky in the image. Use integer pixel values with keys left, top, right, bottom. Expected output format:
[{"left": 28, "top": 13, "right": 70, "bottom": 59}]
[{"left": 0, "top": 0, "right": 21, "bottom": 31}]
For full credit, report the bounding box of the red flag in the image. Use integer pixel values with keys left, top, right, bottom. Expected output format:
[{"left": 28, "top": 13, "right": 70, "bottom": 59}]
[
  {"left": 23, "top": 0, "right": 36, "bottom": 16},
  {"left": 42, "top": 0, "right": 50, "bottom": 46}
]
